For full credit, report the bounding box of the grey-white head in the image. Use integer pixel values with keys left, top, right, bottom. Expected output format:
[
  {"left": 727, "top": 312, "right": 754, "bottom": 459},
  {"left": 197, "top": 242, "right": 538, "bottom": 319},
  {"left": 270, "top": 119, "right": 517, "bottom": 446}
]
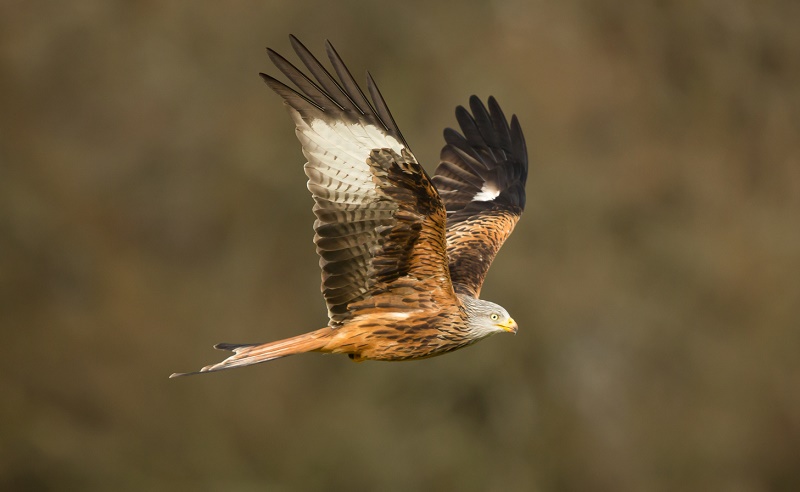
[{"left": 459, "top": 295, "right": 518, "bottom": 340}]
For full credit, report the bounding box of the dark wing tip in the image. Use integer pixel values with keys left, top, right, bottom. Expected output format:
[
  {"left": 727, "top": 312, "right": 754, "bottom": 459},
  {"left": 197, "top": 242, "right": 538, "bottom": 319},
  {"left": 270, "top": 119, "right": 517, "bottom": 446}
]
[
  {"left": 510, "top": 114, "right": 527, "bottom": 165},
  {"left": 262, "top": 37, "right": 407, "bottom": 145},
  {"left": 434, "top": 96, "right": 528, "bottom": 224}
]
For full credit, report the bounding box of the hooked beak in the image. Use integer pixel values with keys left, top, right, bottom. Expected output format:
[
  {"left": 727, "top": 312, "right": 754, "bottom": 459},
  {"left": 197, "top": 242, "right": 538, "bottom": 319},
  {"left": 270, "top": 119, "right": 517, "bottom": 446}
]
[{"left": 499, "top": 317, "right": 518, "bottom": 334}]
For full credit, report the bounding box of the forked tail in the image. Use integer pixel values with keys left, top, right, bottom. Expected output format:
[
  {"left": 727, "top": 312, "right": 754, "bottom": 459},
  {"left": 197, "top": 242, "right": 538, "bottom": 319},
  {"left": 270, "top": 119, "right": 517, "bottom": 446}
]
[{"left": 170, "top": 328, "right": 332, "bottom": 378}]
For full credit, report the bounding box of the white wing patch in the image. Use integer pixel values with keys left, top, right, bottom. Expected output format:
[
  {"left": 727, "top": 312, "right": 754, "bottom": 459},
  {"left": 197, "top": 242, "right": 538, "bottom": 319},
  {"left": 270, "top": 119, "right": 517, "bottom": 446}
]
[
  {"left": 288, "top": 109, "right": 408, "bottom": 206},
  {"left": 473, "top": 183, "right": 500, "bottom": 202},
  {"left": 309, "top": 119, "right": 405, "bottom": 161}
]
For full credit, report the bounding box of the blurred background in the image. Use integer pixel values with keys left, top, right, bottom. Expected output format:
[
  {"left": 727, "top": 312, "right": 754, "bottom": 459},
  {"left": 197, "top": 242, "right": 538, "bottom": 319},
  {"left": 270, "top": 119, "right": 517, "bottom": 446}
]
[{"left": 2, "top": 0, "right": 799, "bottom": 490}]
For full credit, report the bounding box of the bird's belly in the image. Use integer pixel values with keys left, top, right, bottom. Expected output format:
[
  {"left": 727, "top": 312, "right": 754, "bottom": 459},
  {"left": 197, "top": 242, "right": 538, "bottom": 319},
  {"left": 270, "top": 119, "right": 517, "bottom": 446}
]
[
  {"left": 341, "top": 327, "right": 474, "bottom": 362},
  {"left": 323, "top": 307, "right": 473, "bottom": 362}
]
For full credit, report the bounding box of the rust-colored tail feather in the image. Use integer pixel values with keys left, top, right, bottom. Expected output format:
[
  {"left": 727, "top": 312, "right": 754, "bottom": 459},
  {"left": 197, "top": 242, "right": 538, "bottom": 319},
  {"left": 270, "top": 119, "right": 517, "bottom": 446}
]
[{"left": 170, "top": 328, "right": 331, "bottom": 378}]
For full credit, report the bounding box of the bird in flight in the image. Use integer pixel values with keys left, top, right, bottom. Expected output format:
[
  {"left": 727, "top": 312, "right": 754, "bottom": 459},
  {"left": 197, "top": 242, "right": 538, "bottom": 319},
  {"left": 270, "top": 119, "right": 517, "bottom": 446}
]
[{"left": 171, "top": 36, "right": 528, "bottom": 377}]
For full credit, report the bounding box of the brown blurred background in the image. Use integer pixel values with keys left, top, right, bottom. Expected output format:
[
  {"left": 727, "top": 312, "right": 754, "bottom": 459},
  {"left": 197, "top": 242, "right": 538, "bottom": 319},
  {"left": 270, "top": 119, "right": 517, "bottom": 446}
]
[{"left": 2, "top": 1, "right": 799, "bottom": 490}]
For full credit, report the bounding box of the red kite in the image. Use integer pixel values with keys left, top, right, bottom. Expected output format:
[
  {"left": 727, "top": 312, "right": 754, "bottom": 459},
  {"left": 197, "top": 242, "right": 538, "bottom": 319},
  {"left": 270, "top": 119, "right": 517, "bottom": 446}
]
[{"left": 171, "top": 36, "right": 528, "bottom": 377}]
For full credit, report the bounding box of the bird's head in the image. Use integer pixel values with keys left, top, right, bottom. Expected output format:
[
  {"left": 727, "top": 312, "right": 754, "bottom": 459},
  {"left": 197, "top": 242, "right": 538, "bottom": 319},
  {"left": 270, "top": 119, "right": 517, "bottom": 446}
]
[{"left": 461, "top": 296, "right": 518, "bottom": 339}]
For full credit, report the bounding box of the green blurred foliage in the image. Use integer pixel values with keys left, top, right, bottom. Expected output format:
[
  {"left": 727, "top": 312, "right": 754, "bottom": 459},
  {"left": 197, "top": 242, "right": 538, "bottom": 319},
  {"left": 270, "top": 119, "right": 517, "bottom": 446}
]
[{"left": 1, "top": 0, "right": 799, "bottom": 490}]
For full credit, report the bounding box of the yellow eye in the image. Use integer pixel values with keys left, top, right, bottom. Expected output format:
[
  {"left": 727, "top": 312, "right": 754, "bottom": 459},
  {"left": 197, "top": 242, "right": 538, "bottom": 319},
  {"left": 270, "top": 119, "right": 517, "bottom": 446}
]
[{"left": 490, "top": 313, "right": 499, "bottom": 321}]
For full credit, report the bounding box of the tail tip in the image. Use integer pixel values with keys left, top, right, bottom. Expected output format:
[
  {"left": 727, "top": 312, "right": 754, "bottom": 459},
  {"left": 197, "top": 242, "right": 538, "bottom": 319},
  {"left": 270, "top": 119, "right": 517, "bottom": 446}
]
[
  {"left": 169, "top": 371, "right": 194, "bottom": 378},
  {"left": 214, "top": 342, "right": 258, "bottom": 352}
]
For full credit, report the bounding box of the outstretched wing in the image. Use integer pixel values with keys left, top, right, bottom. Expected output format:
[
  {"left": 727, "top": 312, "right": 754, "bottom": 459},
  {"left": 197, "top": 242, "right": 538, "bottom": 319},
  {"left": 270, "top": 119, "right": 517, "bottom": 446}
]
[
  {"left": 432, "top": 96, "right": 528, "bottom": 298},
  {"left": 262, "top": 36, "right": 453, "bottom": 326}
]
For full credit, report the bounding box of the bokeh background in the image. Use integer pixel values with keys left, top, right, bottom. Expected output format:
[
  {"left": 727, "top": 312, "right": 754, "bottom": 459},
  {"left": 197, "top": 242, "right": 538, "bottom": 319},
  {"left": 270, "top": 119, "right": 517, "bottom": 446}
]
[{"left": 2, "top": 1, "right": 799, "bottom": 490}]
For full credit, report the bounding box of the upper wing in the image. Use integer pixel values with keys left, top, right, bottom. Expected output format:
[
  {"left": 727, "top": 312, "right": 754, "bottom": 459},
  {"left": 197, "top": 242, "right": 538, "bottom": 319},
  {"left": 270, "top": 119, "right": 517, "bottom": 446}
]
[
  {"left": 432, "top": 96, "right": 528, "bottom": 298},
  {"left": 262, "top": 36, "right": 453, "bottom": 326}
]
